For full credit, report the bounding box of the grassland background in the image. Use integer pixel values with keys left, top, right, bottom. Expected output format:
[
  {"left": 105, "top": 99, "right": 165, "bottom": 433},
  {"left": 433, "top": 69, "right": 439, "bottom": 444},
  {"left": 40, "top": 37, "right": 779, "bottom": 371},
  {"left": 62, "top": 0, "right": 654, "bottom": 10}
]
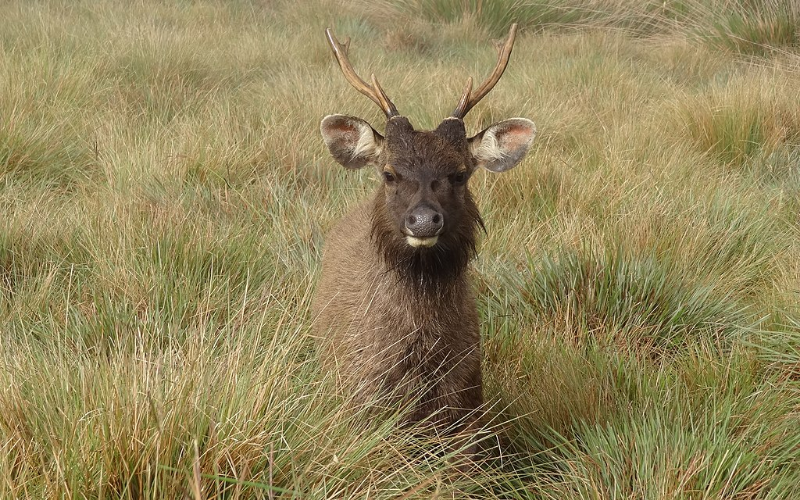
[{"left": 1, "top": 0, "right": 799, "bottom": 498}]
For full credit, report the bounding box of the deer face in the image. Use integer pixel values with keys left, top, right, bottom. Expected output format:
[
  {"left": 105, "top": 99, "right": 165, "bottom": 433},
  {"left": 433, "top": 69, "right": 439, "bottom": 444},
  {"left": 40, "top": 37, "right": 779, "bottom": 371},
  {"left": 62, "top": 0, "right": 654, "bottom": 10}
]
[
  {"left": 382, "top": 118, "right": 469, "bottom": 249},
  {"left": 320, "top": 114, "right": 536, "bottom": 252}
]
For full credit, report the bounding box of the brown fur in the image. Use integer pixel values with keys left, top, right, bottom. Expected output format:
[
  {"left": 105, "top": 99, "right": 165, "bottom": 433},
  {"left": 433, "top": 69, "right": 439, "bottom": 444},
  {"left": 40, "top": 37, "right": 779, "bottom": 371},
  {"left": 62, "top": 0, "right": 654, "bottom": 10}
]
[
  {"left": 313, "top": 118, "right": 484, "bottom": 432},
  {"left": 314, "top": 112, "right": 535, "bottom": 441},
  {"left": 314, "top": 201, "right": 483, "bottom": 427}
]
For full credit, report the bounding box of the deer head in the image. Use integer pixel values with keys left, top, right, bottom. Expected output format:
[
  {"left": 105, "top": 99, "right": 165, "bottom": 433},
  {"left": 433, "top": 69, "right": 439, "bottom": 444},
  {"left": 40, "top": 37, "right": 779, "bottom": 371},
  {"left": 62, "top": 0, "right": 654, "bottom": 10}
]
[{"left": 320, "top": 25, "right": 536, "bottom": 284}]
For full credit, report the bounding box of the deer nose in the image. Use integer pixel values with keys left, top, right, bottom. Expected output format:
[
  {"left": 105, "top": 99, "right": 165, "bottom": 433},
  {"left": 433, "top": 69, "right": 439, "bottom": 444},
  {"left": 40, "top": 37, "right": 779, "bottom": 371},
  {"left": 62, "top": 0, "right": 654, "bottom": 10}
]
[{"left": 405, "top": 206, "right": 444, "bottom": 238}]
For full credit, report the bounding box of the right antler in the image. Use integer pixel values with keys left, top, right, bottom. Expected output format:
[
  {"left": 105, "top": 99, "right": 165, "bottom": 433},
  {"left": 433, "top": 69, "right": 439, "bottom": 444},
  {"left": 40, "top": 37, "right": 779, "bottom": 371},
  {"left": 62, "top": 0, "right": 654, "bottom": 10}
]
[
  {"left": 451, "top": 24, "right": 518, "bottom": 120},
  {"left": 325, "top": 28, "right": 399, "bottom": 118}
]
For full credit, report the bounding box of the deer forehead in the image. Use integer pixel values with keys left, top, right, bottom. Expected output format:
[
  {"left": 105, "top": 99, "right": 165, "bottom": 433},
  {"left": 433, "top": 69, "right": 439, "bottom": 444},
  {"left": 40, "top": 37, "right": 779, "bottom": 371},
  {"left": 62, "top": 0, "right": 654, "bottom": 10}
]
[{"left": 385, "top": 131, "right": 467, "bottom": 176}]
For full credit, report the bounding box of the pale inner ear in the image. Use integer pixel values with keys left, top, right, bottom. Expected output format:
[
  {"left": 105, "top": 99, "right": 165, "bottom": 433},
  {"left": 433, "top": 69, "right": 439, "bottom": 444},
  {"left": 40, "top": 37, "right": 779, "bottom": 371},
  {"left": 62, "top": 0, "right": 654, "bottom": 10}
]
[
  {"left": 469, "top": 118, "right": 536, "bottom": 173},
  {"left": 320, "top": 114, "right": 384, "bottom": 170}
]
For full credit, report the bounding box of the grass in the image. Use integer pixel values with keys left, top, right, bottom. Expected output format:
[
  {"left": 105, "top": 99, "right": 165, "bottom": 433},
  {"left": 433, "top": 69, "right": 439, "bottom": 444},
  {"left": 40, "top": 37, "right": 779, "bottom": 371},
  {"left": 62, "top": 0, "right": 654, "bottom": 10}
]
[{"left": 1, "top": 0, "right": 799, "bottom": 498}]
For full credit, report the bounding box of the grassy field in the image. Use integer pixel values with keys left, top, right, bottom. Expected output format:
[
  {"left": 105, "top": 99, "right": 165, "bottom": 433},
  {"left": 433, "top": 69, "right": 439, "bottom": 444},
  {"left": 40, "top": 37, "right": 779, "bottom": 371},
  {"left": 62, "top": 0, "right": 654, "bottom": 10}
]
[{"left": 1, "top": 0, "right": 799, "bottom": 498}]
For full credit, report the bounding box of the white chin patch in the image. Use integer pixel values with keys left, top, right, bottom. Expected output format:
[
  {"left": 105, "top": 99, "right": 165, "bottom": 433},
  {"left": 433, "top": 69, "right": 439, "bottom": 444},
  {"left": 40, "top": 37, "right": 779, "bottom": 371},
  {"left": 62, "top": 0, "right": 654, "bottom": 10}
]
[{"left": 406, "top": 235, "right": 439, "bottom": 248}]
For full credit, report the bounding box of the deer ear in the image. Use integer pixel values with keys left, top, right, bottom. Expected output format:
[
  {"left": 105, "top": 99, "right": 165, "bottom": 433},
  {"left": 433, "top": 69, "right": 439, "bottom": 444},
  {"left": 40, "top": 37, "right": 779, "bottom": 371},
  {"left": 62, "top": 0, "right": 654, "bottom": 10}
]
[
  {"left": 468, "top": 118, "right": 536, "bottom": 173},
  {"left": 320, "top": 115, "right": 384, "bottom": 170}
]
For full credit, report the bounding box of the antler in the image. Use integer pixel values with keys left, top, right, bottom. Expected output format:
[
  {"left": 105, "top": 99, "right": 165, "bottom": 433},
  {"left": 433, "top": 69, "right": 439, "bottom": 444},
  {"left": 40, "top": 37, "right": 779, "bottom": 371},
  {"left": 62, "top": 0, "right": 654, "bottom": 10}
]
[
  {"left": 325, "top": 28, "right": 399, "bottom": 118},
  {"left": 451, "top": 23, "right": 518, "bottom": 120}
]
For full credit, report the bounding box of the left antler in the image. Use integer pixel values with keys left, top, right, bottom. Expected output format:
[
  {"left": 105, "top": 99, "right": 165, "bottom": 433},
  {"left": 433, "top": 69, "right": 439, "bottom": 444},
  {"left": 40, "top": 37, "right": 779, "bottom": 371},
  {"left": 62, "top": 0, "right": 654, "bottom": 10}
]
[{"left": 451, "top": 23, "right": 518, "bottom": 120}]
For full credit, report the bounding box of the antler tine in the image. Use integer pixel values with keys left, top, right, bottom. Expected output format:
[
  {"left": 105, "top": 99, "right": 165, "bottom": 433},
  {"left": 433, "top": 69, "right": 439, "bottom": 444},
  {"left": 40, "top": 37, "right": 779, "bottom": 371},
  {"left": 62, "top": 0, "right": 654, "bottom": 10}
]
[
  {"left": 452, "top": 23, "right": 518, "bottom": 119},
  {"left": 370, "top": 74, "right": 398, "bottom": 117},
  {"left": 325, "top": 28, "right": 399, "bottom": 118},
  {"left": 453, "top": 77, "right": 473, "bottom": 119}
]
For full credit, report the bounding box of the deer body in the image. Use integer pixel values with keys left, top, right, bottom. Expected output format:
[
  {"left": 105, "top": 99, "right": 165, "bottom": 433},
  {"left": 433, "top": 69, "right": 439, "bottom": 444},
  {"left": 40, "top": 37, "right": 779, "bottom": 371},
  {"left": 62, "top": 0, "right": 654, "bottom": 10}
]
[
  {"left": 315, "top": 200, "right": 481, "bottom": 425},
  {"left": 313, "top": 25, "right": 536, "bottom": 435}
]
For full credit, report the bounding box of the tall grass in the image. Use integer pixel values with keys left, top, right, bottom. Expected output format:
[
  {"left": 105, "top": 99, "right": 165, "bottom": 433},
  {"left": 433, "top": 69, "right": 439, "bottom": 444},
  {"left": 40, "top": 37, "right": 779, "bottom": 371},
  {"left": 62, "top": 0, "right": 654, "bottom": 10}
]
[
  {"left": 362, "top": 0, "right": 800, "bottom": 53},
  {"left": 1, "top": 0, "right": 799, "bottom": 498}
]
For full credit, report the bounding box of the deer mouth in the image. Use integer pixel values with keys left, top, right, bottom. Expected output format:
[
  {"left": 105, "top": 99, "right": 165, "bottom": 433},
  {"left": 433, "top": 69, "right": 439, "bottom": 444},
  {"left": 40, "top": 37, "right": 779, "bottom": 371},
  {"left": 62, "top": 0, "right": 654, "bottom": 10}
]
[{"left": 405, "top": 235, "right": 439, "bottom": 248}]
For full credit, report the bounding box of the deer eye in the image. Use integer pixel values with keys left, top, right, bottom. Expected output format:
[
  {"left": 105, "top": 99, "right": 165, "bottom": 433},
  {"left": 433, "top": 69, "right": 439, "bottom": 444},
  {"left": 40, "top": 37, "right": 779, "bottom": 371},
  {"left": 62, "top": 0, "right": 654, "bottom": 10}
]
[
  {"left": 450, "top": 171, "right": 467, "bottom": 186},
  {"left": 383, "top": 171, "right": 396, "bottom": 183}
]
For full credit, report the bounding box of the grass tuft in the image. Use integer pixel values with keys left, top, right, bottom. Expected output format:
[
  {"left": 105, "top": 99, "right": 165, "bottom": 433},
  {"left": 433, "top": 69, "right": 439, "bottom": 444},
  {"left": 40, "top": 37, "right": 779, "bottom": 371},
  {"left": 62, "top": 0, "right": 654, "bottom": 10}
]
[
  {"left": 677, "top": 74, "right": 800, "bottom": 166},
  {"left": 520, "top": 247, "right": 748, "bottom": 352},
  {"left": 696, "top": 0, "right": 799, "bottom": 55}
]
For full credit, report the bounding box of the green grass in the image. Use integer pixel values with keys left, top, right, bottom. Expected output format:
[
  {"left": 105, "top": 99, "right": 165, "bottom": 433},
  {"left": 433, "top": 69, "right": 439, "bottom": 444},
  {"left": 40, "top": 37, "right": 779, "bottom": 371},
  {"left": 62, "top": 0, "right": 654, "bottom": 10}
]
[{"left": 1, "top": 0, "right": 800, "bottom": 498}]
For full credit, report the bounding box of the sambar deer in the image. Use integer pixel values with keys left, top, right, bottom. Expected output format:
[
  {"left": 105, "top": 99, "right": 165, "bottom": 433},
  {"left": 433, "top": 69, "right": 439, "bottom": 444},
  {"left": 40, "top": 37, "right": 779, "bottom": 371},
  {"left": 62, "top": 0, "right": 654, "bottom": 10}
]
[{"left": 313, "top": 24, "right": 535, "bottom": 444}]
